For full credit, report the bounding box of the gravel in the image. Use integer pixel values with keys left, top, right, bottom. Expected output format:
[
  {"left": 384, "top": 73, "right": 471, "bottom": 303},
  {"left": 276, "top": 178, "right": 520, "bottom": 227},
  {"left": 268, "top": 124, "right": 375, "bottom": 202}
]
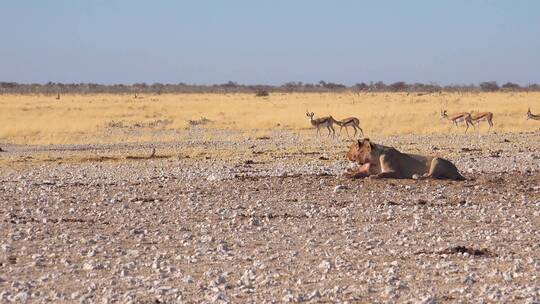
[{"left": 0, "top": 130, "right": 539, "bottom": 302}]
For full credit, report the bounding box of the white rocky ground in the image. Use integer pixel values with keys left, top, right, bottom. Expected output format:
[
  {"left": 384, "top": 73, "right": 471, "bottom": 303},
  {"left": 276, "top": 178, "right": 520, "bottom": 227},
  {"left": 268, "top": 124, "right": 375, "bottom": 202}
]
[{"left": 0, "top": 130, "right": 539, "bottom": 303}]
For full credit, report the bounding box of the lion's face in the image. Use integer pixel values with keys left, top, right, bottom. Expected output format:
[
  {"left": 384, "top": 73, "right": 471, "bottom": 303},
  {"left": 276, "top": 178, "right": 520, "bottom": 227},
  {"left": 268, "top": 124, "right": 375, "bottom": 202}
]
[{"left": 346, "top": 139, "right": 373, "bottom": 164}]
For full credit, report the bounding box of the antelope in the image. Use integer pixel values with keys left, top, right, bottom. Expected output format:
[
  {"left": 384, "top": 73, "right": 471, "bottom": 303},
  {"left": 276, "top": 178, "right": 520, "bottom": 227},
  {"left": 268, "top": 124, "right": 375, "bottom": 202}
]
[
  {"left": 470, "top": 111, "right": 494, "bottom": 132},
  {"left": 440, "top": 109, "right": 474, "bottom": 133},
  {"left": 335, "top": 117, "right": 364, "bottom": 138},
  {"left": 306, "top": 111, "right": 336, "bottom": 137},
  {"left": 527, "top": 108, "right": 540, "bottom": 120}
]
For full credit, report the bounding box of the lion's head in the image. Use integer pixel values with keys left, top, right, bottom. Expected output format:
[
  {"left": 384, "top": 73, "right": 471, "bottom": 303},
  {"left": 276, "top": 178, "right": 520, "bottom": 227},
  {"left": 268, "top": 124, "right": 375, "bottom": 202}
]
[{"left": 346, "top": 138, "right": 373, "bottom": 164}]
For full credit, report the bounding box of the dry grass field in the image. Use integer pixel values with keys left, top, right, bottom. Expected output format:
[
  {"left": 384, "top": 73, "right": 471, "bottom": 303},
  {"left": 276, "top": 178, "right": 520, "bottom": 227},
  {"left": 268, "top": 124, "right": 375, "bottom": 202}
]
[
  {"left": 0, "top": 92, "right": 538, "bottom": 145},
  {"left": 1, "top": 93, "right": 540, "bottom": 302}
]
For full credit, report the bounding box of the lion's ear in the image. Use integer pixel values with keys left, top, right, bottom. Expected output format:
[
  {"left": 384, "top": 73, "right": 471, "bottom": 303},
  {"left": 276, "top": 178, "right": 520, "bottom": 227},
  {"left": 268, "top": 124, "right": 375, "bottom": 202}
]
[{"left": 361, "top": 138, "right": 372, "bottom": 151}]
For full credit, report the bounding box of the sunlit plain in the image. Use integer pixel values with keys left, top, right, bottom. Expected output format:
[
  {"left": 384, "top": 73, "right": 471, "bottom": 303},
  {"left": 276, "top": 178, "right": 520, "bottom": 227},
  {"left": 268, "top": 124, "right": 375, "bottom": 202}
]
[{"left": 0, "top": 92, "right": 538, "bottom": 145}]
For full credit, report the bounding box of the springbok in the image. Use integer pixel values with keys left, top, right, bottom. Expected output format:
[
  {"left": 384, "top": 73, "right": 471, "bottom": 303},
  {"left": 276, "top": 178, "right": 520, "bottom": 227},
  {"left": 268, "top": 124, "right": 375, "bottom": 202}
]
[
  {"left": 527, "top": 108, "right": 540, "bottom": 120},
  {"left": 440, "top": 109, "right": 474, "bottom": 133},
  {"left": 335, "top": 117, "right": 364, "bottom": 138},
  {"left": 470, "top": 111, "right": 494, "bottom": 132},
  {"left": 306, "top": 111, "right": 336, "bottom": 137}
]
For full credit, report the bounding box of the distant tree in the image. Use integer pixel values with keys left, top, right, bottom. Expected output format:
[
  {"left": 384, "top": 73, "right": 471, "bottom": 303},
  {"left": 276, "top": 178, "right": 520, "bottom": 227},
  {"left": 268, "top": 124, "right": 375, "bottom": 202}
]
[
  {"left": 372, "top": 81, "right": 387, "bottom": 91},
  {"left": 501, "top": 82, "right": 521, "bottom": 91},
  {"left": 444, "top": 84, "right": 478, "bottom": 93},
  {"left": 282, "top": 82, "right": 301, "bottom": 88},
  {"left": 0, "top": 80, "right": 533, "bottom": 94},
  {"left": 255, "top": 89, "right": 269, "bottom": 97},
  {"left": 0, "top": 82, "right": 16, "bottom": 94},
  {"left": 353, "top": 82, "right": 369, "bottom": 91},
  {"left": 322, "top": 82, "right": 346, "bottom": 90},
  {"left": 389, "top": 81, "right": 408, "bottom": 92},
  {"left": 315, "top": 80, "right": 346, "bottom": 91},
  {"left": 479, "top": 81, "right": 499, "bottom": 92},
  {"left": 151, "top": 83, "right": 165, "bottom": 94},
  {"left": 527, "top": 84, "right": 540, "bottom": 91},
  {"left": 221, "top": 81, "right": 239, "bottom": 88},
  {"left": 425, "top": 83, "right": 442, "bottom": 93}
]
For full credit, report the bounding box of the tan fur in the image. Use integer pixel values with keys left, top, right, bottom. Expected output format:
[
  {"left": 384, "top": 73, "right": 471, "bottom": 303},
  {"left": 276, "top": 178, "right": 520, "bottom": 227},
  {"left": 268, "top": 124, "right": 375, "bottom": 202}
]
[
  {"left": 344, "top": 138, "right": 465, "bottom": 180},
  {"left": 306, "top": 111, "right": 336, "bottom": 137},
  {"left": 470, "top": 111, "right": 494, "bottom": 131},
  {"left": 440, "top": 109, "right": 474, "bottom": 133},
  {"left": 527, "top": 108, "right": 540, "bottom": 120},
  {"left": 334, "top": 117, "right": 364, "bottom": 137}
]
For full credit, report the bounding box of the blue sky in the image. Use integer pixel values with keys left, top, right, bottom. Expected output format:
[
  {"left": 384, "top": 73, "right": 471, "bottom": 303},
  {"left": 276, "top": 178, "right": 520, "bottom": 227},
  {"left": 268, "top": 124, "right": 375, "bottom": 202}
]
[{"left": 1, "top": 1, "right": 539, "bottom": 85}]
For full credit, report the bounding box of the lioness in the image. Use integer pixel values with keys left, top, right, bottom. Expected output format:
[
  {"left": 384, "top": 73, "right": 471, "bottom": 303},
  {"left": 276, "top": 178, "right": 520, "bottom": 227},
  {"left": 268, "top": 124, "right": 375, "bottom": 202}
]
[{"left": 344, "top": 138, "right": 465, "bottom": 180}]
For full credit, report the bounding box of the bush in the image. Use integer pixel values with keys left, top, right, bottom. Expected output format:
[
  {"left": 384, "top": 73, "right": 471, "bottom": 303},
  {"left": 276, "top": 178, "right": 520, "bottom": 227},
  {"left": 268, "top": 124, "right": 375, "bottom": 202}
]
[
  {"left": 479, "top": 81, "right": 499, "bottom": 92},
  {"left": 389, "top": 81, "right": 408, "bottom": 92},
  {"left": 501, "top": 82, "right": 521, "bottom": 91},
  {"left": 255, "top": 90, "right": 269, "bottom": 97}
]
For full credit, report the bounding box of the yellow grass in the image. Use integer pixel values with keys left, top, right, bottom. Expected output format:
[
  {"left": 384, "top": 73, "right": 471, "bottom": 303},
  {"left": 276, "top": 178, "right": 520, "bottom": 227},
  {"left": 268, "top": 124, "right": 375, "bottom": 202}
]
[{"left": 0, "top": 92, "right": 538, "bottom": 145}]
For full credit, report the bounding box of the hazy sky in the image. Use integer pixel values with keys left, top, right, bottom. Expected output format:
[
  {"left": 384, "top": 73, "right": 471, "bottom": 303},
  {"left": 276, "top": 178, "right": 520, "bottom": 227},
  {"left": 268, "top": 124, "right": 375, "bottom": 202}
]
[{"left": 1, "top": 1, "right": 539, "bottom": 85}]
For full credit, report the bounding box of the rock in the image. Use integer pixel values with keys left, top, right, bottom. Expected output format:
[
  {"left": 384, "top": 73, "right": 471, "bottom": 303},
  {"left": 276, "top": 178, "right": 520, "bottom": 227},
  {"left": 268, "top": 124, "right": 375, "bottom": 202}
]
[
  {"left": 318, "top": 260, "right": 332, "bottom": 273},
  {"left": 217, "top": 241, "right": 229, "bottom": 252},
  {"left": 333, "top": 185, "right": 348, "bottom": 192},
  {"left": 282, "top": 293, "right": 297, "bottom": 303},
  {"left": 209, "top": 292, "right": 228, "bottom": 303},
  {"left": 183, "top": 275, "right": 194, "bottom": 284},
  {"left": 1, "top": 130, "right": 539, "bottom": 303},
  {"left": 83, "top": 262, "right": 103, "bottom": 271},
  {"left": 249, "top": 217, "right": 261, "bottom": 227},
  {"left": 239, "top": 269, "right": 256, "bottom": 287},
  {"left": 207, "top": 174, "right": 219, "bottom": 181},
  {"left": 308, "top": 289, "right": 321, "bottom": 300},
  {"left": 12, "top": 292, "right": 29, "bottom": 303},
  {"left": 419, "top": 295, "right": 438, "bottom": 304}
]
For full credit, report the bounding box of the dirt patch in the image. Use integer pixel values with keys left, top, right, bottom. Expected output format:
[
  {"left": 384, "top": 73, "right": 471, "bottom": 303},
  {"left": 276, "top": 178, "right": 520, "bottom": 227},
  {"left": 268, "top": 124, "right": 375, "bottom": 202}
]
[{"left": 0, "top": 131, "right": 539, "bottom": 302}]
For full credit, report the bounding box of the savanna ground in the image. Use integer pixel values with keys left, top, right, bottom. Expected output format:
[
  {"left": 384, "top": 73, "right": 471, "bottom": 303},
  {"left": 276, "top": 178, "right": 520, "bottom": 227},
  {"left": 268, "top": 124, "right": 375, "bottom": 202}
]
[
  {"left": 1, "top": 92, "right": 539, "bottom": 145},
  {"left": 1, "top": 93, "right": 540, "bottom": 303}
]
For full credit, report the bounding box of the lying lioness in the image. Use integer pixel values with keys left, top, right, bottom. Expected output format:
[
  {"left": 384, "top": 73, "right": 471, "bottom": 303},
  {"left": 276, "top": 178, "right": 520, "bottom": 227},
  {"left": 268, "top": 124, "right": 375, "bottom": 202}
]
[{"left": 344, "top": 138, "right": 465, "bottom": 180}]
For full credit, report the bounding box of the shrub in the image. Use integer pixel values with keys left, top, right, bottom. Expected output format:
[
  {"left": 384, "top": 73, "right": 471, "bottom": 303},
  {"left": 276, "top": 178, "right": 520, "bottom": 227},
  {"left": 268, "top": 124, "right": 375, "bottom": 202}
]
[
  {"left": 255, "top": 90, "right": 269, "bottom": 97},
  {"left": 501, "top": 82, "right": 521, "bottom": 91},
  {"left": 389, "top": 81, "right": 408, "bottom": 92},
  {"left": 479, "top": 81, "right": 499, "bottom": 92}
]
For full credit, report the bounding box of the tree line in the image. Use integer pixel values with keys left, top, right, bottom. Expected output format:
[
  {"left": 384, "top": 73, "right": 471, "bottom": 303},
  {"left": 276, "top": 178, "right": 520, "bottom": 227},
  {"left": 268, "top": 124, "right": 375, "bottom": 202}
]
[{"left": 0, "top": 80, "right": 538, "bottom": 95}]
